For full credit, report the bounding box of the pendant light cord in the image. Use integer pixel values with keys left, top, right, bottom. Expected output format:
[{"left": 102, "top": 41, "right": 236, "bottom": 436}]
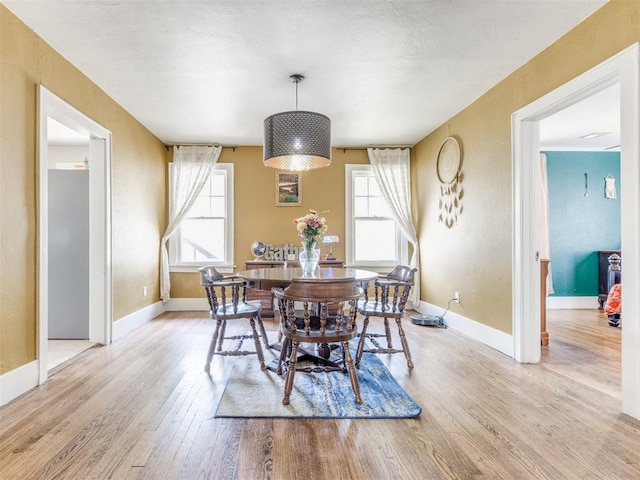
[{"left": 290, "top": 73, "right": 304, "bottom": 111}]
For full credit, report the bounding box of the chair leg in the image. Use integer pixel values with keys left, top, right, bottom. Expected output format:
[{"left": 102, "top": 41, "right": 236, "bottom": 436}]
[
  {"left": 395, "top": 318, "right": 414, "bottom": 369},
  {"left": 249, "top": 316, "right": 266, "bottom": 370},
  {"left": 343, "top": 341, "right": 362, "bottom": 404},
  {"left": 275, "top": 302, "right": 283, "bottom": 343},
  {"left": 256, "top": 313, "right": 270, "bottom": 349},
  {"left": 217, "top": 319, "right": 227, "bottom": 351},
  {"left": 205, "top": 319, "right": 223, "bottom": 373},
  {"left": 282, "top": 341, "right": 299, "bottom": 405},
  {"left": 383, "top": 316, "right": 393, "bottom": 349},
  {"left": 355, "top": 315, "right": 370, "bottom": 368},
  {"left": 276, "top": 337, "right": 291, "bottom": 376}
]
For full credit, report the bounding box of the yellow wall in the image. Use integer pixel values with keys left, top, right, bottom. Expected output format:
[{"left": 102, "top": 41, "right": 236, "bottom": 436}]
[
  {"left": 0, "top": 5, "right": 166, "bottom": 374},
  {"left": 412, "top": 0, "right": 640, "bottom": 333},
  {"left": 169, "top": 147, "right": 369, "bottom": 297},
  {"left": 2, "top": 0, "right": 637, "bottom": 375}
]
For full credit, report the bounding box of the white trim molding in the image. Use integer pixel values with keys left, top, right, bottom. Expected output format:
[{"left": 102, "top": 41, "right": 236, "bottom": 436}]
[
  {"left": 417, "top": 301, "right": 514, "bottom": 358},
  {"left": 0, "top": 361, "right": 39, "bottom": 407},
  {"left": 112, "top": 302, "right": 165, "bottom": 342},
  {"left": 165, "top": 298, "right": 210, "bottom": 312},
  {"left": 37, "top": 85, "right": 113, "bottom": 384}
]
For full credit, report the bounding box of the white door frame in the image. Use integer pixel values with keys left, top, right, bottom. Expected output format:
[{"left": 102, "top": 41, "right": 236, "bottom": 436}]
[
  {"left": 37, "top": 85, "right": 112, "bottom": 384},
  {"left": 512, "top": 43, "right": 640, "bottom": 419}
]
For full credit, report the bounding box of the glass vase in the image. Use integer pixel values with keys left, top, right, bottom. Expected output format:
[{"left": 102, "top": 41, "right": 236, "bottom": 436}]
[{"left": 299, "top": 241, "right": 320, "bottom": 275}]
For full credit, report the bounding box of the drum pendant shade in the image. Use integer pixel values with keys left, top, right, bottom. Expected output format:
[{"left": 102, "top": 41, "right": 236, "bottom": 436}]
[
  {"left": 263, "top": 111, "right": 331, "bottom": 171},
  {"left": 263, "top": 74, "right": 332, "bottom": 171}
]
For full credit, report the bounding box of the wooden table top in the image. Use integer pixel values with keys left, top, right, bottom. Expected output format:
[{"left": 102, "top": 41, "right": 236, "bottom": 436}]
[{"left": 236, "top": 267, "right": 378, "bottom": 288}]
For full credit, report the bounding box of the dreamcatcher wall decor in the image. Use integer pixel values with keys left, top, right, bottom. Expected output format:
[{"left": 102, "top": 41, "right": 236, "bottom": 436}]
[{"left": 437, "top": 137, "right": 463, "bottom": 228}]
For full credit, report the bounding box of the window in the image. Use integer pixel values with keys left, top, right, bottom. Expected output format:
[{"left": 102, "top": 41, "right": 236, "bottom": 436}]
[
  {"left": 345, "top": 164, "right": 407, "bottom": 268},
  {"left": 169, "top": 163, "right": 233, "bottom": 270}
]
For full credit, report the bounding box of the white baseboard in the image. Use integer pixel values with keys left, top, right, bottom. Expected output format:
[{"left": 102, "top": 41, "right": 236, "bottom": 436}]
[
  {"left": 0, "top": 360, "right": 39, "bottom": 407},
  {"left": 416, "top": 301, "right": 514, "bottom": 358},
  {"left": 112, "top": 301, "right": 165, "bottom": 341},
  {"left": 165, "top": 298, "right": 209, "bottom": 312},
  {"left": 546, "top": 296, "right": 599, "bottom": 309}
]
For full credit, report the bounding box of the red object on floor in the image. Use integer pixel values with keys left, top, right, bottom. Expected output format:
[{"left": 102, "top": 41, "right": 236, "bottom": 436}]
[{"left": 604, "top": 283, "right": 621, "bottom": 316}]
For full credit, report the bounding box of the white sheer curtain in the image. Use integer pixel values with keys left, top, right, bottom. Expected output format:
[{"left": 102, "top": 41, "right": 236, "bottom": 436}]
[
  {"left": 540, "top": 153, "right": 554, "bottom": 294},
  {"left": 367, "top": 148, "right": 421, "bottom": 305},
  {"left": 160, "top": 145, "right": 222, "bottom": 302}
]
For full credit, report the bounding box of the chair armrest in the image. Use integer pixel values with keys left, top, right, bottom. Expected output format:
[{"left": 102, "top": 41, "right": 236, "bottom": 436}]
[
  {"left": 217, "top": 276, "right": 244, "bottom": 285},
  {"left": 375, "top": 278, "right": 413, "bottom": 288},
  {"left": 370, "top": 278, "right": 413, "bottom": 307}
]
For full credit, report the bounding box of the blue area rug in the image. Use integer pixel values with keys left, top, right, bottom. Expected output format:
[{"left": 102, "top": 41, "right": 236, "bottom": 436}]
[{"left": 214, "top": 349, "right": 422, "bottom": 419}]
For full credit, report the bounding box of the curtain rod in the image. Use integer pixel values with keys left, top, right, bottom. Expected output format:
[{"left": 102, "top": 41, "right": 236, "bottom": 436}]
[
  {"left": 336, "top": 146, "right": 412, "bottom": 153},
  {"left": 164, "top": 144, "right": 237, "bottom": 151},
  {"left": 164, "top": 144, "right": 412, "bottom": 152}
]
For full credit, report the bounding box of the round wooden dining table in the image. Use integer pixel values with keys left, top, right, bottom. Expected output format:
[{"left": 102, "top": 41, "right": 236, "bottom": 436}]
[
  {"left": 235, "top": 266, "right": 378, "bottom": 291},
  {"left": 235, "top": 267, "right": 378, "bottom": 371}
]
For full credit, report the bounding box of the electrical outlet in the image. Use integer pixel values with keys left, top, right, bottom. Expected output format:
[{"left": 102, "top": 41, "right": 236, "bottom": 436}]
[
  {"left": 143, "top": 286, "right": 147, "bottom": 297},
  {"left": 454, "top": 291, "right": 460, "bottom": 303}
]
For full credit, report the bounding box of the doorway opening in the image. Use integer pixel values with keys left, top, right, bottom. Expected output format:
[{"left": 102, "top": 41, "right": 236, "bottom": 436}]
[
  {"left": 38, "top": 86, "right": 113, "bottom": 381},
  {"left": 512, "top": 43, "right": 640, "bottom": 419},
  {"left": 537, "top": 83, "right": 622, "bottom": 396}
]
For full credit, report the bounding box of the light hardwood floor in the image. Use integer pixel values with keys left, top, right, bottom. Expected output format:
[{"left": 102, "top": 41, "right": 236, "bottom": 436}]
[{"left": 0, "top": 309, "right": 637, "bottom": 480}]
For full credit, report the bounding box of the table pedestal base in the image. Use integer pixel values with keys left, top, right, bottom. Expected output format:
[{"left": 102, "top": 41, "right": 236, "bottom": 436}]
[{"left": 270, "top": 342, "right": 345, "bottom": 375}]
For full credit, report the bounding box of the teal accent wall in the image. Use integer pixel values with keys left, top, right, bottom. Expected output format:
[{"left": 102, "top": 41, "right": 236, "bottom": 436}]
[{"left": 545, "top": 151, "right": 620, "bottom": 296}]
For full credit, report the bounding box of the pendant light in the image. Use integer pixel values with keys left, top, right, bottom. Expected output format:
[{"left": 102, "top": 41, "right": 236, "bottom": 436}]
[{"left": 263, "top": 74, "right": 331, "bottom": 171}]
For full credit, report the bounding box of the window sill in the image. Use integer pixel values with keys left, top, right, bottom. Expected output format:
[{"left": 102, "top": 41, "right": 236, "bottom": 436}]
[
  {"left": 169, "top": 265, "right": 236, "bottom": 274},
  {"left": 344, "top": 264, "right": 395, "bottom": 274}
]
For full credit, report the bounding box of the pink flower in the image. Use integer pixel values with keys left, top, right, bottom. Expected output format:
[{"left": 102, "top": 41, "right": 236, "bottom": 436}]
[{"left": 293, "top": 209, "right": 328, "bottom": 244}]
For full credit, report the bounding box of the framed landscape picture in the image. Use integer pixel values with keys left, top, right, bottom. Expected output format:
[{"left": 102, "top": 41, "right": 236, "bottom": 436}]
[{"left": 275, "top": 172, "right": 302, "bottom": 206}]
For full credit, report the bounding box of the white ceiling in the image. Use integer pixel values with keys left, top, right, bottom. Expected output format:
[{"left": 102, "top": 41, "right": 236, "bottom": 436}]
[
  {"left": 47, "top": 117, "right": 90, "bottom": 146},
  {"left": 540, "top": 82, "right": 620, "bottom": 152},
  {"left": 4, "top": 0, "right": 611, "bottom": 149}
]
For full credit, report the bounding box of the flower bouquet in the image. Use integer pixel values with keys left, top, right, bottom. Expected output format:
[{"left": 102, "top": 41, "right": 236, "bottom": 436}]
[{"left": 293, "top": 210, "right": 328, "bottom": 273}]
